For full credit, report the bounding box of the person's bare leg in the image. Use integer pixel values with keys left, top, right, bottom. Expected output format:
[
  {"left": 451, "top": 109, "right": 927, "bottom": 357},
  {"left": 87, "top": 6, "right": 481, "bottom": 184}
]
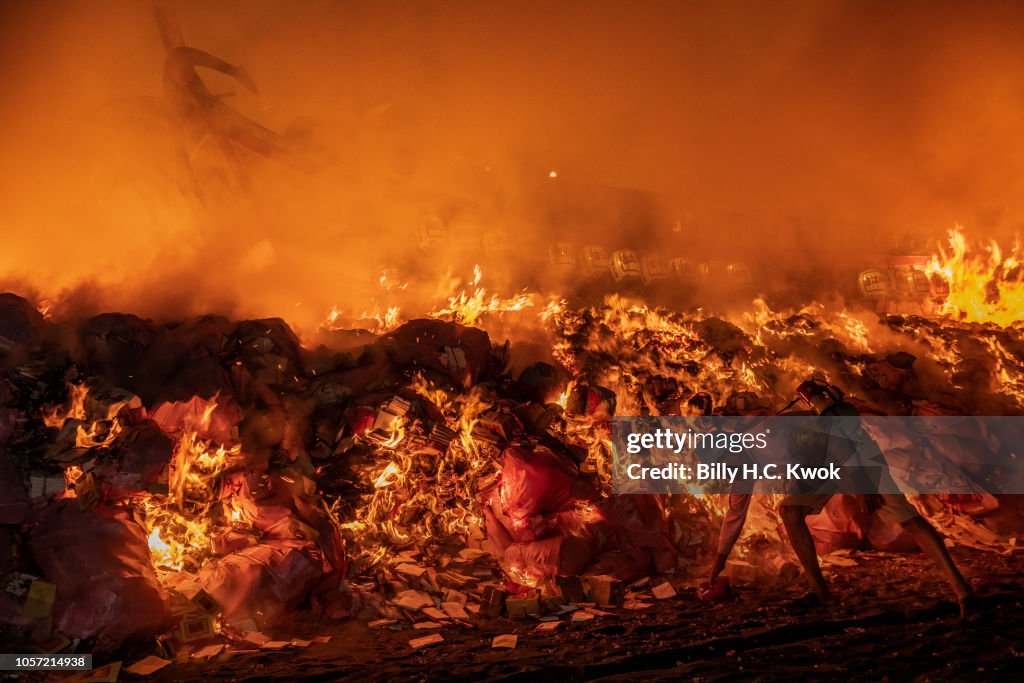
[
  {"left": 900, "top": 516, "right": 975, "bottom": 617},
  {"left": 781, "top": 505, "right": 831, "bottom": 604},
  {"left": 709, "top": 553, "right": 728, "bottom": 583}
]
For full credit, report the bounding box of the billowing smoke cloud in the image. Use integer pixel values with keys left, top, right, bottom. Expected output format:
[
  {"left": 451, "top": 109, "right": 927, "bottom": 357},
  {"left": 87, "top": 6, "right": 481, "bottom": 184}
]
[{"left": 2, "top": 0, "right": 1024, "bottom": 332}]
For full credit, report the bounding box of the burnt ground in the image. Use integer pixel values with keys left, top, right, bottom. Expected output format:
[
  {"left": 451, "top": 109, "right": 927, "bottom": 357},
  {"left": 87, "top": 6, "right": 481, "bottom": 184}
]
[{"left": 110, "top": 547, "right": 1022, "bottom": 683}]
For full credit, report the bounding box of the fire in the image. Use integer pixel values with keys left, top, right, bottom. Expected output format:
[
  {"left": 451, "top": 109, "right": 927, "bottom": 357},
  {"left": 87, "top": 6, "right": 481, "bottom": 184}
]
[
  {"left": 42, "top": 384, "right": 89, "bottom": 428},
  {"left": 147, "top": 527, "right": 174, "bottom": 568},
  {"left": 341, "top": 375, "right": 494, "bottom": 563},
  {"left": 985, "top": 336, "right": 1024, "bottom": 406},
  {"left": 370, "top": 305, "right": 403, "bottom": 332},
  {"left": 409, "top": 371, "right": 451, "bottom": 409},
  {"left": 430, "top": 265, "right": 534, "bottom": 327},
  {"left": 42, "top": 383, "right": 129, "bottom": 449},
  {"left": 373, "top": 462, "right": 401, "bottom": 488},
  {"left": 379, "top": 416, "right": 407, "bottom": 449},
  {"left": 547, "top": 294, "right": 768, "bottom": 410},
  {"left": 35, "top": 299, "right": 54, "bottom": 320},
  {"left": 169, "top": 432, "right": 240, "bottom": 500},
  {"left": 321, "top": 304, "right": 404, "bottom": 334},
  {"left": 75, "top": 419, "right": 123, "bottom": 449},
  {"left": 63, "top": 465, "right": 83, "bottom": 484},
  {"left": 926, "top": 227, "right": 1024, "bottom": 327},
  {"left": 140, "top": 401, "right": 245, "bottom": 576},
  {"left": 540, "top": 298, "right": 568, "bottom": 322},
  {"left": 31, "top": 224, "right": 1024, "bottom": 611},
  {"left": 322, "top": 305, "right": 344, "bottom": 329},
  {"left": 743, "top": 297, "right": 873, "bottom": 355},
  {"left": 309, "top": 233, "right": 1024, "bottom": 580},
  {"left": 455, "top": 385, "right": 494, "bottom": 455},
  {"left": 555, "top": 381, "right": 575, "bottom": 409}
]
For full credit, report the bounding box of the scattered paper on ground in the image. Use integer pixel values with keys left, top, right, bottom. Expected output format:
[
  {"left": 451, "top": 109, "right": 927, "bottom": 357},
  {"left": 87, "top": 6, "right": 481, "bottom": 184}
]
[
  {"left": 242, "top": 631, "right": 270, "bottom": 646},
  {"left": 442, "top": 602, "right": 470, "bottom": 619},
  {"left": 191, "top": 644, "right": 225, "bottom": 659},
  {"left": 409, "top": 634, "right": 444, "bottom": 649},
  {"left": 393, "top": 590, "right": 434, "bottom": 610},
  {"left": 652, "top": 581, "right": 677, "bottom": 599},
  {"left": 125, "top": 655, "right": 171, "bottom": 675},
  {"left": 492, "top": 634, "right": 518, "bottom": 649},
  {"left": 414, "top": 621, "right": 443, "bottom": 629}
]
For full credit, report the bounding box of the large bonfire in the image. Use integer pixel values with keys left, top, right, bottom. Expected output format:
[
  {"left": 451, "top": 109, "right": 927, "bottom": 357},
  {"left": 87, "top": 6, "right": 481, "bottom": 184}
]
[{"left": 0, "top": 228, "right": 1021, "bottom": 655}]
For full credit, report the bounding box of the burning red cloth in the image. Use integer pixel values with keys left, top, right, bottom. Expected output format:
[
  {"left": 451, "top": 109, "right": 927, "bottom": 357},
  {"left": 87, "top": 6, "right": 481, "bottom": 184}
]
[
  {"left": 484, "top": 445, "right": 673, "bottom": 584},
  {"left": 494, "top": 444, "right": 590, "bottom": 542}
]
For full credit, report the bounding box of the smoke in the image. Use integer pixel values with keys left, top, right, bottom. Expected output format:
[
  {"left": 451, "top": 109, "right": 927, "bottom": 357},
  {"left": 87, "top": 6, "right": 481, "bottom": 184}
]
[{"left": 2, "top": 0, "right": 1024, "bottom": 331}]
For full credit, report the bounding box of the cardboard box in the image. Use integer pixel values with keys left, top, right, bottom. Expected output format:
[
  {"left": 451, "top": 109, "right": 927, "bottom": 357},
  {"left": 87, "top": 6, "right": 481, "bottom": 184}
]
[
  {"left": 481, "top": 586, "right": 508, "bottom": 618},
  {"left": 583, "top": 575, "right": 624, "bottom": 608},
  {"left": 542, "top": 595, "right": 566, "bottom": 612},
  {"left": 505, "top": 592, "right": 541, "bottom": 617},
  {"left": 555, "top": 576, "right": 586, "bottom": 603}
]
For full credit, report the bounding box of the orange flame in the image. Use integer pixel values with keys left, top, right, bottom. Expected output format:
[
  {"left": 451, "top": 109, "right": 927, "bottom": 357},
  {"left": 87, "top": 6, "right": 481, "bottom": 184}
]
[
  {"left": 430, "top": 265, "right": 534, "bottom": 326},
  {"left": 141, "top": 427, "right": 244, "bottom": 575},
  {"left": 927, "top": 227, "right": 1024, "bottom": 327},
  {"left": 42, "top": 384, "right": 89, "bottom": 428}
]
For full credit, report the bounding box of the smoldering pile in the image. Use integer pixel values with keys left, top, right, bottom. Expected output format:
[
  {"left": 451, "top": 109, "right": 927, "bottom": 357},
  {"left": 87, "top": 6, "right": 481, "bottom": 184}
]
[
  {"left": 0, "top": 292, "right": 698, "bottom": 664},
  {"left": 546, "top": 295, "right": 1024, "bottom": 552},
  {"left": 546, "top": 295, "right": 1024, "bottom": 417},
  {"left": 1, "top": 290, "right": 1022, "bottom": 668}
]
